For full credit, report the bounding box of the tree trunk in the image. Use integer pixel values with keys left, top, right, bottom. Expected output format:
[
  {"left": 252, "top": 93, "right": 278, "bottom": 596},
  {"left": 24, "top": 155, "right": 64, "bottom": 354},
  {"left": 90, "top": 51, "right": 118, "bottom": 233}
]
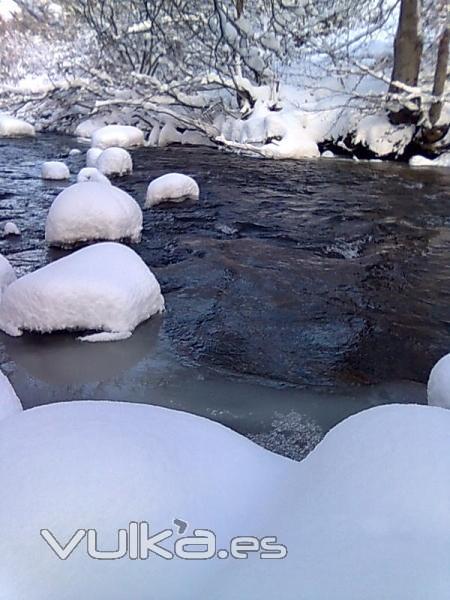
[
  {"left": 235, "top": 0, "right": 244, "bottom": 18},
  {"left": 389, "top": 0, "right": 423, "bottom": 124},
  {"left": 429, "top": 25, "right": 449, "bottom": 127}
]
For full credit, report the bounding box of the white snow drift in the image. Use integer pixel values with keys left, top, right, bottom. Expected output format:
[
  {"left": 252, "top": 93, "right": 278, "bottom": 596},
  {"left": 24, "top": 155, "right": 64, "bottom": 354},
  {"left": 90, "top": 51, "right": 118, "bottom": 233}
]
[
  {"left": 428, "top": 353, "right": 450, "bottom": 409},
  {"left": 96, "top": 147, "right": 133, "bottom": 177},
  {"left": 0, "top": 242, "right": 164, "bottom": 341},
  {"left": 0, "top": 115, "right": 35, "bottom": 137},
  {"left": 0, "top": 403, "right": 448, "bottom": 599},
  {"left": 41, "top": 161, "right": 70, "bottom": 180},
  {"left": 410, "top": 153, "right": 450, "bottom": 168},
  {"left": 91, "top": 125, "right": 144, "bottom": 149},
  {"left": 86, "top": 147, "right": 103, "bottom": 167},
  {"left": 45, "top": 182, "right": 142, "bottom": 245},
  {"left": 77, "top": 167, "right": 110, "bottom": 185},
  {"left": 145, "top": 173, "right": 200, "bottom": 207},
  {"left": 0, "top": 370, "right": 22, "bottom": 422}
]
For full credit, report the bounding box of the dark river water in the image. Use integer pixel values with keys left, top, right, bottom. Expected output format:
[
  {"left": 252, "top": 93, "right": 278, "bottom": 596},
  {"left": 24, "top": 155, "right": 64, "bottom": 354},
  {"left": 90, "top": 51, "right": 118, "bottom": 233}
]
[{"left": 0, "top": 134, "right": 449, "bottom": 458}]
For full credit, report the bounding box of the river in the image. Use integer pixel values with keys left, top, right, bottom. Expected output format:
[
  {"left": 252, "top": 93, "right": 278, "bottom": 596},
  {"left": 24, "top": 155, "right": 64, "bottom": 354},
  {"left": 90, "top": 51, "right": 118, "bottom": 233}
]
[{"left": 1, "top": 134, "right": 449, "bottom": 458}]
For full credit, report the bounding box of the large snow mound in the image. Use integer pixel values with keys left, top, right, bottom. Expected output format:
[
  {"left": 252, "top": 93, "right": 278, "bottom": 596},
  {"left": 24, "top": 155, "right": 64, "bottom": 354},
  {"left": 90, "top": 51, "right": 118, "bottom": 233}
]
[
  {"left": 0, "top": 242, "right": 164, "bottom": 340},
  {"left": 96, "top": 147, "right": 132, "bottom": 177},
  {"left": 77, "top": 167, "right": 110, "bottom": 185},
  {"left": 0, "top": 403, "right": 448, "bottom": 599},
  {"left": 45, "top": 182, "right": 142, "bottom": 245},
  {"left": 0, "top": 254, "right": 16, "bottom": 298},
  {"left": 428, "top": 353, "right": 450, "bottom": 408},
  {"left": 0, "top": 370, "right": 22, "bottom": 422},
  {"left": 91, "top": 125, "right": 144, "bottom": 149},
  {"left": 145, "top": 173, "right": 200, "bottom": 207},
  {"left": 41, "top": 161, "right": 70, "bottom": 180},
  {"left": 0, "top": 115, "right": 35, "bottom": 137}
]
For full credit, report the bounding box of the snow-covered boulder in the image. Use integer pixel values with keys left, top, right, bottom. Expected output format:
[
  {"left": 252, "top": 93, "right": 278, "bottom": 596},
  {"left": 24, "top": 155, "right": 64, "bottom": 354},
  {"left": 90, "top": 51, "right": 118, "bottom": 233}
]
[
  {"left": 75, "top": 118, "right": 110, "bottom": 140},
  {"left": 410, "top": 153, "right": 450, "bottom": 168},
  {"left": 45, "top": 182, "right": 142, "bottom": 245},
  {"left": 3, "top": 221, "right": 20, "bottom": 236},
  {"left": 0, "top": 403, "right": 449, "bottom": 599},
  {"left": 321, "top": 150, "right": 335, "bottom": 158},
  {"left": 145, "top": 173, "right": 200, "bottom": 207},
  {"left": 0, "top": 254, "right": 16, "bottom": 297},
  {"left": 41, "top": 161, "right": 70, "bottom": 181},
  {"left": 428, "top": 353, "right": 450, "bottom": 408},
  {"left": 355, "top": 114, "right": 414, "bottom": 157},
  {"left": 0, "top": 242, "right": 164, "bottom": 341},
  {"left": 158, "top": 122, "right": 182, "bottom": 147},
  {"left": 77, "top": 167, "right": 110, "bottom": 185},
  {"left": 0, "top": 115, "right": 35, "bottom": 137},
  {"left": 96, "top": 147, "right": 133, "bottom": 177},
  {"left": 0, "top": 370, "right": 22, "bottom": 422},
  {"left": 262, "top": 132, "right": 320, "bottom": 160},
  {"left": 91, "top": 125, "right": 144, "bottom": 149},
  {"left": 69, "top": 148, "right": 82, "bottom": 157},
  {"left": 86, "top": 147, "right": 103, "bottom": 167}
]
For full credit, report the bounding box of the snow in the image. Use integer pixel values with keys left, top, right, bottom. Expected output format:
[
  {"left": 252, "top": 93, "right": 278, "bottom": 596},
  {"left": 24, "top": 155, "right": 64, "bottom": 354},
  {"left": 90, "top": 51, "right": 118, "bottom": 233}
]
[
  {"left": 262, "top": 131, "right": 320, "bottom": 160},
  {"left": 321, "top": 150, "right": 335, "bottom": 158},
  {"left": 0, "top": 115, "right": 35, "bottom": 138},
  {"left": 91, "top": 125, "right": 145, "bottom": 149},
  {"left": 0, "top": 254, "right": 16, "bottom": 297},
  {"left": 158, "top": 122, "right": 182, "bottom": 147},
  {"left": 69, "top": 148, "right": 82, "bottom": 156},
  {"left": 75, "top": 117, "right": 112, "bottom": 140},
  {"left": 96, "top": 147, "right": 133, "bottom": 177},
  {"left": 0, "top": 0, "right": 20, "bottom": 21},
  {"left": 41, "top": 161, "right": 70, "bottom": 180},
  {"left": 0, "top": 370, "right": 22, "bottom": 422},
  {"left": 45, "top": 182, "right": 142, "bottom": 246},
  {"left": 0, "top": 403, "right": 448, "bottom": 598},
  {"left": 145, "top": 173, "right": 200, "bottom": 207},
  {"left": 3, "top": 221, "right": 21, "bottom": 236},
  {"left": 77, "top": 167, "right": 110, "bottom": 185},
  {"left": 410, "top": 153, "right": 450, "bottom": 168},
  {"left": 0, "top": 242, "right": 164, "bottom": 340},
  {"left": 354, "top": 114, "right": 414, "bottom": 157},
  {"left": 428, "top": 353, "right": 450, "bottom": 409},
  {"left": 86, "top": 147, "right": 103, "bottom": 167}
]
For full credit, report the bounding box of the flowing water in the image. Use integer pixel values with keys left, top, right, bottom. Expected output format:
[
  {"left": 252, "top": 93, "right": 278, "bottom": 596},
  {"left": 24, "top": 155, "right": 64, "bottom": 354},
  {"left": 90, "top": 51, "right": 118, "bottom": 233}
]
[{"left": 0, "top": 134, "right": 449, "bottom": 458}]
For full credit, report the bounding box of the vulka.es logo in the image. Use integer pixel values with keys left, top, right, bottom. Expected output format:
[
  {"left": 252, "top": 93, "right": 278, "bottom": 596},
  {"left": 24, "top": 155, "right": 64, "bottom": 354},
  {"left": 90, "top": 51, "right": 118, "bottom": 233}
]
[{"left": 41, "top": 520, "right": 288, "bottom": 561}]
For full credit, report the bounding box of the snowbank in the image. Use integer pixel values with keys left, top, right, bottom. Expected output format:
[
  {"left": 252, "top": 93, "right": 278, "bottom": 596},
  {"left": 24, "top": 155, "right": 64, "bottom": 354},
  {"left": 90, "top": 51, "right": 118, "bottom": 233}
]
[
  {"left": 0, "top": 370, "right": 22, "bottom": 422},
  {"left": 354, "top": 114, "right": 414, "bottom": 157},
  {"left": 3, "top": 221, "right": 20, "bottom": 236},
  {"left": 96, "top": 147, "right": 133, "bottom": 177},
  {"left": 77, "top": 167, "right": 110, "bottom": 185},
  {"left": 41, "top": 161, "right": 70, "bottom": 180},
  {"left": 45, "top": 182, "right": 142, "bottom": 245},
  {"left": 86, "top": 147, "right": 103, "bottom": 167},
  {"left": 410, "top": 153, "right": 450, "bottom": 168},
  {"left": 428, "top": 353, "right": 450, "bottom": 408},
  {"left": 0, "top": 115, "right": 35, "bottom": 137},
  {"left": 91, "top": 125, "right": 144, "bottom": 149},
  {"left": 0, "top": 403, "right": 448, "bottom": 599},
  {"left": 0, "top": 254, "right": 16, "bottom": 297},
  {"left": 0, "top": 242, "right": 164, "bottom": 340},
  {"left": 158, "top": 122, "right": 182, "bottom": 147},
  {"left": 145, "top": 173, "right": 200, "bottom": 207}
]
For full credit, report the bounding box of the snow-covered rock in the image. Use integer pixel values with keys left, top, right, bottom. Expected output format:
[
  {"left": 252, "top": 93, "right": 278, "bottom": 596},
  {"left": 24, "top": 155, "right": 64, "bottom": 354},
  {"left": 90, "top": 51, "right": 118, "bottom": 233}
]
[
  {"left": 0, "top": 254, "right": 16, "bottom": 297},
  {"left": 75, "top": 118, "right": 111, "bottom": 140},
  {"left": 262, "top": 132, "right": 320, "bottom": 160},
  {"left": 410, "top": 153, "right": 450, "bottom": 168},
  {"left": 355, "top": 114, "right": 414, "bottom": 157},
  {"left": 0, "top": 403, "right": 448, "bottom": 599},
  {"left": 428, "top": 353, "right": 450, "bottom": 408},
  {"left": 86, "top": 147, "right": 103, "bottom": 167},
  {"left": 41, "top": 161, "right": 70, "bottom": 180},
  {"left": 91, "top": 125, "right": 144, "bottom": 149},
  {"left": 0, "top": 115, "right": 35, "bottom": 137},
  {"left": 45, "top": 182, "right": 142, "bottom": 246},
  {"left": 0, "top": 370, "right": 22, "bottom": 422},
  {"left": 181, "top": 130, "right": 215, "bottom": 147},
  {"left": 3, "top": 221, "right": 21, "bottom": 236},
  {"left": 145, "top": 173, "right": 200, "bottom": 207},
  {"left": 77, "top": 167, "right": 110, "bottom": 185},
  {"left": 0, "top": 242, "right": 164, "bottom": 340},
  {"left": 158, "top": 122, "right": 182, "bottom": 147},
  {"left": 321, "top": 150, "right": 335, "bottom": 158},
  {"left": 96, "top": 147, "right": 133, "bottom": 177},
  {"left": 69, "top": 148, "right": 82, "bottom": 156}
]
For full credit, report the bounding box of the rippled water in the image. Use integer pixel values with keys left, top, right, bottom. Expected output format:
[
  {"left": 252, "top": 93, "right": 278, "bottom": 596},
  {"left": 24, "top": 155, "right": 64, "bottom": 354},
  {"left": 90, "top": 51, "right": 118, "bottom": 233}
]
[{"left": 0, "top": 134, "right": 449, "bottom": 458}]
